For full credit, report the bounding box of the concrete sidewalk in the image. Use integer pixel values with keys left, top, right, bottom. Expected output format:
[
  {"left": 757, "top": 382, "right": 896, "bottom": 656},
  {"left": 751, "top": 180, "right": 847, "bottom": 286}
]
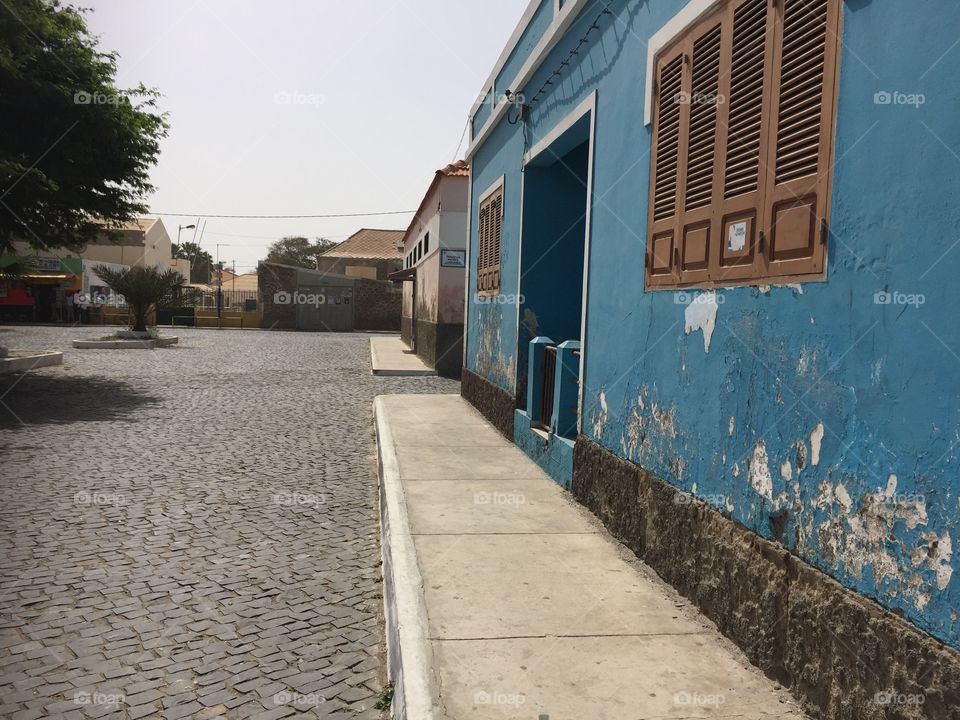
[
  {"left": 375, "top": 394, "right": 808, "bottom": 720},
  {"left": 370, "top": 335, "right": 436, "bottom": 376}
]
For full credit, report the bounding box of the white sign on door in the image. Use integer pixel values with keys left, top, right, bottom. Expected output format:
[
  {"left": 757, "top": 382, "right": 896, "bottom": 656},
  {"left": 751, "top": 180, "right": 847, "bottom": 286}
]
[{"left": 727, "top": 221, "right": 748, "bottom": 253}]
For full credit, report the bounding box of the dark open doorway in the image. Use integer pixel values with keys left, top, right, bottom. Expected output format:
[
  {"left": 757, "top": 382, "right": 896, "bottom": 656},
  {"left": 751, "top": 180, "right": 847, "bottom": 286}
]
[{"left": 515, "top": 112, "right": 591, "bottom": 409}]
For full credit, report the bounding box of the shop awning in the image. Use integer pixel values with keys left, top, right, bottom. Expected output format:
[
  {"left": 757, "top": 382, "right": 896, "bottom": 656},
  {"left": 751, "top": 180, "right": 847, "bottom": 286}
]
[
  {"left": 388, "top": 267, "right": 417, "bottom": 283},
  {"left": 23, "top": 274, "right": 72, "bottom": 282}
]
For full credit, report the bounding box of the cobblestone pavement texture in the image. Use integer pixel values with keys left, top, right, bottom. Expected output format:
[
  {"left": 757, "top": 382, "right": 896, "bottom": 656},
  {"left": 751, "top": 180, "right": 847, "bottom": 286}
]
[{"left": 0, "top": 326, "right": 458, "bottom": 719}]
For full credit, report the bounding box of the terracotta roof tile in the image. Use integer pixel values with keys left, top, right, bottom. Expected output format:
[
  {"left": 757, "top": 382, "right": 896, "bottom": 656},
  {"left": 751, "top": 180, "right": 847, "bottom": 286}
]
[
  {"left": 438, "top": 159, "right": 470, "bottom": 177},
  {"left": 400, "top": 161, "right": 470, "bottom": 245},
  {"left": 321, "top": 228, "right": 404, "bottom": 259}
]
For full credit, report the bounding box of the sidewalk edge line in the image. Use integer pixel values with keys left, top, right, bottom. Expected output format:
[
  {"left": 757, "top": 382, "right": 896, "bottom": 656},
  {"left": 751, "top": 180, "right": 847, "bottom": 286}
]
[{"left": 375, "top": 395, "right": 444, "bottom": 720}]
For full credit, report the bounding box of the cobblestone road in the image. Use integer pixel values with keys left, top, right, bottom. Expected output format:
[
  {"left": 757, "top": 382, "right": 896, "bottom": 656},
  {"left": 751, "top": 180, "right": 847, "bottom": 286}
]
[{"left": 0, "top": 326, "right": 458, "bottom": 719}]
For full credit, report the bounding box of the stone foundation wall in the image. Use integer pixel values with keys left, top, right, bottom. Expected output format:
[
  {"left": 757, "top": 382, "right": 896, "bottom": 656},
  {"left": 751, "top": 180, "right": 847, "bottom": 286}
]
[
  {"left": 572, "top": 436, "right": 960, "bottom": 720},
  {"left": 354, "top": 279, "right": 401, "bottom": 331},
  {"left": 461, "top": 368, "right": 515, "bottom": 439},
  {"left": 413, "top": 319, "right": 463, "bottom": 379},
  {"left": 432, "top": 322, "right": 463, "bottom": 380}
]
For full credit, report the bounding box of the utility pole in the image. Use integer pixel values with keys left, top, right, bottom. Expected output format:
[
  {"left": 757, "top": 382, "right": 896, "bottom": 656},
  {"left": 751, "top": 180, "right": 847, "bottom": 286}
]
[{"left": 215, "top": 243, "right": 231, "bottom": 323}]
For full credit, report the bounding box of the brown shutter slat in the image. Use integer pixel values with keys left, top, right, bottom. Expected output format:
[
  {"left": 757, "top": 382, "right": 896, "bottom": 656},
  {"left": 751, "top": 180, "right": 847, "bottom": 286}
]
[
  {"left": 774, "top": 0, "right": 828, "bottom": 184},
  {"left": 684, "top": 26, "right": 722, "bottom": 211},
  {"left": 478, "top": 201, "right": 487, "bottom": 291},
  {"left": 653, "top": 55, "right": 684, "bottom": 221},
  {"left": 724, "top": 0, "right": 767, "bottom": 200}
]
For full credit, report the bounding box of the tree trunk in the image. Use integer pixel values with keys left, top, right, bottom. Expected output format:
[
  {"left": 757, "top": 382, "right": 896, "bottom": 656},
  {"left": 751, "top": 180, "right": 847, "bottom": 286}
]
[{"left": 132, "top": 305, "right": 148, "bottom": 332}]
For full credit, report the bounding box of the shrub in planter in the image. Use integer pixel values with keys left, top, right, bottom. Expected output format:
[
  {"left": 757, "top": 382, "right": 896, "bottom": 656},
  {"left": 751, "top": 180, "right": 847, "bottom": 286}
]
[{"left": 92, "top": 265, "right": 182, "bottom": 333}]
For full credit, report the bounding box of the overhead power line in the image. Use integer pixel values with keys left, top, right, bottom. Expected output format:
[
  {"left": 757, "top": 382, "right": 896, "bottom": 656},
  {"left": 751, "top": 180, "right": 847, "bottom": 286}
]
[
  {"left": 149, "top": 210, "right": 415, "bottom": 219},
  {"left": 202, "top": 230, "right": 351, "bottom": 241}
]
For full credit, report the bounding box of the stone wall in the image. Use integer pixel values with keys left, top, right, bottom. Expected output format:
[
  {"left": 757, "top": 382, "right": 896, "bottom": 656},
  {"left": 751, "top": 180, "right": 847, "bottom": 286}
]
[
  {"left": 354, "top": 278, "right": 401, "bottom": 331},
  {"left": 572, "top": 436, "right": 960, "bottom": 720},
  {"left": 257, "top": 262, "right": 297, "bottom": 329},
  {"left": 461, "top": 368, "right": 515, "bottom": 440},
  {"left": 414, "top": 319, "right": 463, "bottom": 379}
]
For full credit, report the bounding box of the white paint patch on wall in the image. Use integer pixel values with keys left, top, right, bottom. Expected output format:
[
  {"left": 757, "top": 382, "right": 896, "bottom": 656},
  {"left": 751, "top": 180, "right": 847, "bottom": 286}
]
[
  {"left": 911, "top": 531, "right": 954, "bottom": 592},
  {"left": 934, "top": 533, "right": 953, "bottom": 590},
  {"left": 780, "top": 459, "right": 793, "bottom": 482},
  {"left": 683, "top": 292, "right": 719, "bottom": 352},
  {"left": 748, "top": 441, "right": 773, "bottom": 501},
  {"left": 834, "top": 483, "right": 853, "bottom": 512},
  {"left": 884, "top": 474, "right": 897, "bottom": 498},
  {"left": 810, "top": 422, "right": 825, "bottom": 466},
  {"left": 592, "top": 390, "right": 608, "bottom": 439}
]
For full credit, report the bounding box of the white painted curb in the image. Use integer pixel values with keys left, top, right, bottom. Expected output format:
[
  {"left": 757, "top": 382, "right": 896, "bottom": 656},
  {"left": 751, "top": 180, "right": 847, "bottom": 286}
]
[
  {"left": 369, "top": 338, "right": 437, "bottom": 376},
  {"left": 0, "top": 351, "right": 63, "bottom": 374},
  {"left": 374, "top": 397, "right": 446, "bottom": 720}
]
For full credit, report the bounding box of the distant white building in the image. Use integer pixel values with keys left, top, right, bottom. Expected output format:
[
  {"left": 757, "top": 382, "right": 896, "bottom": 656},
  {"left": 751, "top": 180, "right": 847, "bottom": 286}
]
[{"left": 390, "top": 160, "right": 469, "bottom": 378}]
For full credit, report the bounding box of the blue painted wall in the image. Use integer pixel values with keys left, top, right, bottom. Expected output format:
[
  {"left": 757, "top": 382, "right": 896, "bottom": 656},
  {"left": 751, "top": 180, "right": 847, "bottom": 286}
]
[
  {"left": 472, "top": 1, "right": 556, "bottom": 141},
  {"left": 466, "top": 0, "right": 960, "bottom": 649},
  {"left": 496, "top": 0, "right": 555, "bottom": 100}
]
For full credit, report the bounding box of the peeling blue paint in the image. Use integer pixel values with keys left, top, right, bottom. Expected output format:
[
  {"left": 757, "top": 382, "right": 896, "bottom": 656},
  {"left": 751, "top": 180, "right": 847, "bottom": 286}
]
[{"left": 465, "top": 0, "right": 960, "bottom": 648}]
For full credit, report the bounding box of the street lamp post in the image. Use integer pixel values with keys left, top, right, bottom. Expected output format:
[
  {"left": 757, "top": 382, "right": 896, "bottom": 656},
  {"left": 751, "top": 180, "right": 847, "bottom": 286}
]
[{"left": 177, "top": 223, "right": 196, "bottom": 281}]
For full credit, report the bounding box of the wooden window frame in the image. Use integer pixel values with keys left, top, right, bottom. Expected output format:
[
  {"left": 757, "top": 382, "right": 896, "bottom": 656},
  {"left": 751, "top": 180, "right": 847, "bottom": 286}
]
[
  {"left": 476, "top": 178, "right": 504, "bottom": 296},
  {"left": 645, "top": 0, "right": 841, "bottom": 291}
]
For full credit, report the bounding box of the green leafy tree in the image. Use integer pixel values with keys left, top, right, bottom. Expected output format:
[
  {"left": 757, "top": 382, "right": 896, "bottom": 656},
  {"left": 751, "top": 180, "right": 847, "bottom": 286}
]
[
  {"left": 315, "top": 237, "right": 337, "bottom": 254},
  {"left": 0, "top": 0, "right": 168, "bottom": 253},
  {"left": 172, "top": 241, "right": 213, "bottom": 283},
  {"left": 264, "top": 236, "right": 335, "bottom": 268},
  {"left": 92, "top": 265, "right": 182, "bottom": 332}
]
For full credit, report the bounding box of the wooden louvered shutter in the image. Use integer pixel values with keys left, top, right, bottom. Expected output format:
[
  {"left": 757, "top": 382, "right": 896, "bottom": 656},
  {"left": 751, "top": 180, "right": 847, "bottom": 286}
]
[
  {"left": 678, "top": 21, "right": 722, "bottom": 285},
  {"left": 761, "top": 0, "right": 839, "bottom": 277},
  {"left": 477, "top": 186, "right": 503, "bottom": 294},
  {"left": 477, "top": 197, "right": 489, "bottom": 292},
  {"left": 645, "top": 0, "right": 839, "bottom": 289},
  {"left": 712, "top": 0, "right": 775, "bottom": 283},
  {"left": 647, "top": 52, "right": 684, "bottom": 287}
]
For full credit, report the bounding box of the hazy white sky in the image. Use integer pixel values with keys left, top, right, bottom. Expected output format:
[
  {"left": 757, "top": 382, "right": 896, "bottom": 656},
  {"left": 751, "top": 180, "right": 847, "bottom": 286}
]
[{"left": 84, "top": 1, "right": 526, "bottom": 273}]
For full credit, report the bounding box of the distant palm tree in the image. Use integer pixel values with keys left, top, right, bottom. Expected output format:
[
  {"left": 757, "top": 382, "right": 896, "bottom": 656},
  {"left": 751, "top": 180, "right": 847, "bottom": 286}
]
[
  {"left": 93, "top": 265, "right": 182, "bottom": 332},
  {"left": 0, "top": 258, "right": 37, "bottom": 279}
]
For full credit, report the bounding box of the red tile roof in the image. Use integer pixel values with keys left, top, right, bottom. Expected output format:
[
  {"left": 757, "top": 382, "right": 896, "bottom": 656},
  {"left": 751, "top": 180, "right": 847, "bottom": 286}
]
[
  {"left": 400, "top": 161, "right": 470, "bottom": 246},
  {"left": 321, "top": 228, "right": 404, "bottom": 259},
  {"left": 438, "top": 159, "right": 470, "bottom": 177}
]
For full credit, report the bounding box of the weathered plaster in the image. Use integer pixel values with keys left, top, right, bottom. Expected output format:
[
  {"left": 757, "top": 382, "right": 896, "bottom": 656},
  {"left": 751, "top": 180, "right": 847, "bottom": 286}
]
[
  {"left": 810, "top": 422, "right": 825, "bottom": 467},
  {"left": 748, "top": 441, "right": 773, "bottom": 501},
  {"left": 683, "top": 291, "right": 718, "bottom": 352}
]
